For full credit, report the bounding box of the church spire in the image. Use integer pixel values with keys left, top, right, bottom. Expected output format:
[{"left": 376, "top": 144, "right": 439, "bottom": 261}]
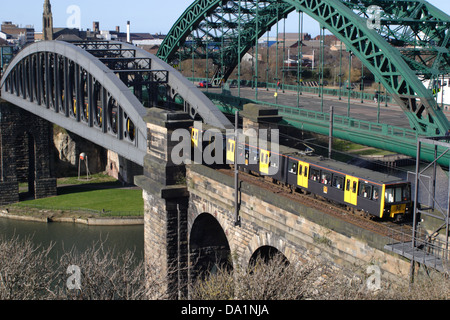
[{"left": 43, "top": 0, "right": 54, "bottom": 40}]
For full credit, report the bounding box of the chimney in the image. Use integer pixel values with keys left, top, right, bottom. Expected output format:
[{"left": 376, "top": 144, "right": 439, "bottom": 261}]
[
  {"left": 93, "top": 21, "right": 99, "bottom": 33},
  {"left": 127, "top": 21, "right": 130, "bottom": 43},
  {"left": 116, "top": 26, "right": 120, "bottom": 33}
]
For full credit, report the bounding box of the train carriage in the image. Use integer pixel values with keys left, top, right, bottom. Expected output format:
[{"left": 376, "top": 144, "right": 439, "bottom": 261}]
[
  {"left": 287, "top": 152, "right": 411, "bottom": 219},
  {"left": 191, "top": 123, "right": 226, "bottom": 165},
  {"left": 196, "top": 128, "right": 411, "bottom": 220}
]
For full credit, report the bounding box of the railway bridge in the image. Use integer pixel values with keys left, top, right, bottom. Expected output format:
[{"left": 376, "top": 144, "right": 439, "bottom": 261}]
[
  {"left": 1, "top": 0, "right": 449, "bottom": 298},
  {"left": 0, "top": 39, "right": 233, "bottom": 203}
]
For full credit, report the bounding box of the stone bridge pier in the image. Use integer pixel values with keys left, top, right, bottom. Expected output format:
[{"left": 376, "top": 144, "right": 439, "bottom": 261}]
[
  {"left": 136, "top": 107, "right": 411, "bottom": 299},
  {"left": 0, "top": 101, "right": 56, "bottom": 204}
]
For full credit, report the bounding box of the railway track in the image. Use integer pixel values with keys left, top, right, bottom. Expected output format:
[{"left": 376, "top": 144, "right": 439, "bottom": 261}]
[{"left": 216, "top": 167, "right": 413, "bottom": 242}]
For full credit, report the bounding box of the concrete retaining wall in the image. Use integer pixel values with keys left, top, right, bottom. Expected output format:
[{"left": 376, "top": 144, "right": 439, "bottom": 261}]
[{"left": 0, "top": 210, "right": 143, "bottom": 226}]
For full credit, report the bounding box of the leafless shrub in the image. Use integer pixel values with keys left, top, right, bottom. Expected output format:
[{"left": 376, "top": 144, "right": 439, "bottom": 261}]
[
  {"left": 0, "top": 236, "right": 168, "bottom": 300},
  {"left": 0, "top": 235, "right": 56, "bottom": 300},
  {"left": 52, "top": 241, "right": 148, "bottom": 300},
  {"left": 190, "top": 254, "right": 341, "bottom": 300},
  {"left": 1, "top": 236, "right": 449, "bottom": 300},
  {"left": 393, "top": 271, "right": 450, "bottom": 300},
  {"left": 189, "top": 265, "right": 236, "bottom": 300},
  {"left": 190, "top": 254, "right": 450, "bottom": 300}
]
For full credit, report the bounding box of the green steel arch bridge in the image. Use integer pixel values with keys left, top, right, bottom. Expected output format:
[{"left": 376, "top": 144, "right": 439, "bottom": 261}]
[{"left": 158, "top": 0, "right": 450, "bottom": 164}]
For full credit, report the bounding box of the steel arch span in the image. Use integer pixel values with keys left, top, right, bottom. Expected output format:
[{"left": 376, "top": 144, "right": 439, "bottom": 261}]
[
  {"left": 0, "top": 41, "right": 233, "bottom": 166},
  {"left": 158, "top": 0, "right": 450, "bottom": 136}
]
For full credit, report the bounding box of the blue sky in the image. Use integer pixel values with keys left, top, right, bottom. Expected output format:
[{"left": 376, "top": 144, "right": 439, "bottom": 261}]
[{"left": 1, "top": 0, "right": 450, "bottom": 36}]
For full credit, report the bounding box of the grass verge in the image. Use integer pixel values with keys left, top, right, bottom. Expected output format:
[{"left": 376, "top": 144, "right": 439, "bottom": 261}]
[{"left": 12, "top": 173, "right": 144, "bottom": 218}]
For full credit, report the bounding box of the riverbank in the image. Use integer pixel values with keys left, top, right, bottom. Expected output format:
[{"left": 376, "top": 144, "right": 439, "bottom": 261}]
[
  {"left": 5, "top": 173, "right": 145, "bottom": 226},
  {"left": 0, "top": 206, "right": 143, "bottom": 226}
]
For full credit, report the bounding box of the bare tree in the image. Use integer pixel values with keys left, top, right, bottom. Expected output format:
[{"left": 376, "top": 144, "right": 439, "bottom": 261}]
[
  {"left": 1, "top": 236, "right": 449, "bottom": 300},
  {"left": 0, "top": 236, "right": 169, "bottom": 300},
  {"left": 0, "top": 236, "right": 56, "bottom": 300}
]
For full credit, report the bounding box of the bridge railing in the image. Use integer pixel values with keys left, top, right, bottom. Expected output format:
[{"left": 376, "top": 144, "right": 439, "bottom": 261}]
[
  {"left": 187, "top": 77, "right": 393, "bottom": 104},
  {"left": 204, "top": 91, "right": 450, "bottom": 165},
  {"left": 206, "top": 91, "right": 417, "bottom": 141},
  {"left": 384, "top": 225, "right": 449, "bottom": 273}
]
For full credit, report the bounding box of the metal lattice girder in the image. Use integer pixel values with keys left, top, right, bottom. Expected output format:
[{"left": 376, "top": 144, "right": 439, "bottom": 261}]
[
  {"left": 121, "top": 42, "right": 234, "bottom": 129},
  {"left": 344, "top": 0, "right": 450, "bottom": 76},
  {"left": 158, "top": 0, "right": 450, "bottom": 136}
]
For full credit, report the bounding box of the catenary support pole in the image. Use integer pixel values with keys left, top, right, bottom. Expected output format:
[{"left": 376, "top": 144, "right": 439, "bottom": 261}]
[
  {"left": 329, "top": 105, "right": 333, "bottom": 159},
  {"left": 234, "top": 110, "right": 241, "bottom": 227}
]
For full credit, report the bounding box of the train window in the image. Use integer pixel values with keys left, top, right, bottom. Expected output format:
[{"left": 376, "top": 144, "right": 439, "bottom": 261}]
[
  {"left": 251, "top": 149, "right": 258, "bottom": 162},
  {"left": 289, "top": 162, "right": 297, "bottom": 174},
  {"left": 403, "top": 185, "right": 411, "bottom": 201},
  {"left": 304, "top": 167, "right": 308, "bottom": 177},
  {"left": 385, "top": 185, "right": 410, "bottom": 203},
  {"left": 372, "top": 186, "right": 380, "bottom": 201},
  {"left": 260, "top": 153, "right": 266, "bottom": 164},
  {"left": 271, "top": 158, "right": 278, "bottom": 168},
  {"left": 228, "top": 141, "right": 234, "bottom": 152},
  {"left": 359, "top": 183, "right": 372, "bottom": 198},
  {"left": 352, "top": 181, "right": 357, "bottom": 193},
  {"left": 385, "top": 188, "right": 395, "bottom": 203},
  {"left": 346, "top": 179, "right": 350, "bottom": 191},
  {"left": 321, "top": 172, "right": 331, "bottom": 185},
  {"left": 332, "top": 176, "right": 344, "bottom": 189},
  {"left": 310, "top": 168, "right": 320, "bottom": 181}
]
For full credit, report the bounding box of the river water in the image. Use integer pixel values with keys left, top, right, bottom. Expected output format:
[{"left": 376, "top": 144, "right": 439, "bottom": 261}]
[{"left": 0, "top": 217, "right": 144, "bottom": 260}]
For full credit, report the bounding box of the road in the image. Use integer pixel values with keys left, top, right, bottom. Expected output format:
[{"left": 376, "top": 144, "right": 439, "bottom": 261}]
[{"left": 203, "top": 86, "right": 413, "bottom": 129}]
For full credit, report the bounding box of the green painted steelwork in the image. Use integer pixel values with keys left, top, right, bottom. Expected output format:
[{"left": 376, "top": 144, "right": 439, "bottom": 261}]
[
  {"left": 0, "top": 46, "right": 13, "bottom": 75},
  {"left": 158, "top": 0, "right": 450, "bottom": 138},
  {"left": 206, "top": 91, "right": 450, "bottom": 166}
]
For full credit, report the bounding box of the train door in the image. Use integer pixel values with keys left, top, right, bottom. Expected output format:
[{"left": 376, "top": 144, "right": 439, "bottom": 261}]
[
  {"left": 297, "top": 161, "right": 309, "bottom": 189},
  {"left": 344, "top": 175, "right": 358, "bottom": 206},
  {"left": 259, "top": 149, "right": 270, "bottom": 175},
  {"left": 191, "top": 128, "right": 199, "bottom": 147},
  {"left": 226, "top": 139, "right": 235, "bottom": 163}
]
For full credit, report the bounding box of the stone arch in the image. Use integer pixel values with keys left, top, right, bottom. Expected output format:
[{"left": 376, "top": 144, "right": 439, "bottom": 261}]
[
  {"left": 0, "top": 102, "right": 56, "bottom": 204},
  {"left": 14, "top": 130, "right": 36, "bottom": 199},
  {"left": 241, "top": 231, "right": 294, "bottom": 270},
  {"left": 189, "top": 212, "right": 233, "bottom": 280},
  {"left": 249, "top": 245, "right": 289, "bottom": 268}
]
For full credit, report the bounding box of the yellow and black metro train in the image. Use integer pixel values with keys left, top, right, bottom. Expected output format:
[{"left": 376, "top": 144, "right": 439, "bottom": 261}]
[{"left": 191, "top": 127, "right": 412, "bottom": 220}]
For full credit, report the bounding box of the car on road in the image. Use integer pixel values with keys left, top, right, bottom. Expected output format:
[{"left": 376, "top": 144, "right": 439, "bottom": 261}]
[{"left": 198, "top": 81, "right": 212, "bottom": 88}]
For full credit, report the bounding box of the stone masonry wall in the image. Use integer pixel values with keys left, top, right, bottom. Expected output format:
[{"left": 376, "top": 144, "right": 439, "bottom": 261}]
[
  {"left": 0, "top": 101, "right": 56, "bottom": 204},
  {"left": 186, "top": 164, "right": 411, "bottom": 282},
  {"left": 135, "top": 108, "right": 193, "bottom": 299}
]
